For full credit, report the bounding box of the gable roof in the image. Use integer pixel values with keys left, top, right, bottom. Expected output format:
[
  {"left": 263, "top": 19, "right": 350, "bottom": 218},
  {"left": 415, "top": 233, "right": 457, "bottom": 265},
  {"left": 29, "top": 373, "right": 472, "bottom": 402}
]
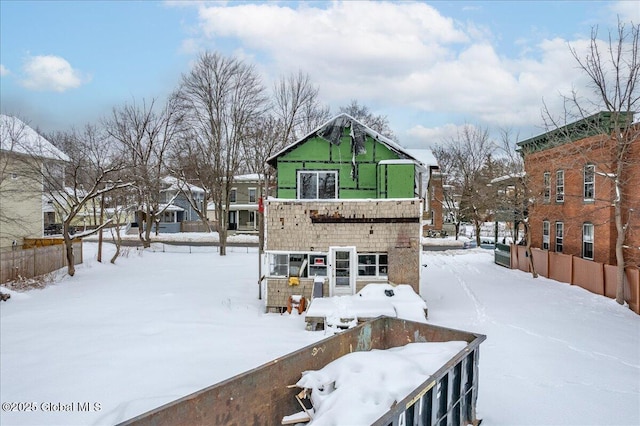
[
  {"left": 266, "top": 113, "right": 422, "bottom": 168},
  {"left": 161, "top": 176, "right": 205, "bottom": 194},
  {"left": 0, "top": 115, "right": 70, "bottom": 162}
]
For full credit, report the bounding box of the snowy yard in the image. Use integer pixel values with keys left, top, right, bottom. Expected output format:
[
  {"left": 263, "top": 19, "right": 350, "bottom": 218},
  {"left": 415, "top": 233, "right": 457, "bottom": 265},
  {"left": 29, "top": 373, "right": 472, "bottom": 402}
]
[{"left": 1, "top": 242, "right": 639, "bottom": 425}]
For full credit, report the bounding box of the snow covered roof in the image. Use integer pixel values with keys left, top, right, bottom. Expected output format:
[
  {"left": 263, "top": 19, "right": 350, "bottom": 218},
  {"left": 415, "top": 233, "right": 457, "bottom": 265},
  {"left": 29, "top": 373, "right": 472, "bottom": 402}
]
[
  {"left": 233, "top": 173, "right": 263, "bottom": 182},
  {"left": 0, "top": 115, "right": 70, "bottom": 162},
  {"left": 266, "top": 113, "right": 421, "bottom": 167},
  {"left": 490, "top": 172, "right": 525, "bottom": 184},
  {"left": 405, "top": 148, "right": 438, "bottom": 168},
  {"left": 158, "top": 203, "right": 185, "bottom": 212},
  {"left": 161, "top": 176, "right": 205, "bottom": 194}
]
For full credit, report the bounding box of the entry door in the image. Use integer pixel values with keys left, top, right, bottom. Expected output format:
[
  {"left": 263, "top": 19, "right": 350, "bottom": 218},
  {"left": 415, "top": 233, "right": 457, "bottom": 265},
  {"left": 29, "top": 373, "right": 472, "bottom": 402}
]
[
  {"left": 329, "top": 247, "right": 357, "bottom": 296},
  {"left": 228, "top": 211, "right": 237, "bottom": 230}
]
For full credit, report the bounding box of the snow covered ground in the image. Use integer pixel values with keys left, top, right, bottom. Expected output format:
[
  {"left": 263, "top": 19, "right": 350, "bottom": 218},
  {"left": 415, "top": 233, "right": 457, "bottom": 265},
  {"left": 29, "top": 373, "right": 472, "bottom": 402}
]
[{"left": 1, "top": 242, "right": 639, "bottom": 425}]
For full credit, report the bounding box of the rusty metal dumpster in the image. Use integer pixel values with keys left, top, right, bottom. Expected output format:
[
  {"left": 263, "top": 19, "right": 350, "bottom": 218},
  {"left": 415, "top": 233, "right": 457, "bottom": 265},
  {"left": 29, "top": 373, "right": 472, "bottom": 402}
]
[{"left": 118, "top": 317, "right": 486, "bottom": 426}]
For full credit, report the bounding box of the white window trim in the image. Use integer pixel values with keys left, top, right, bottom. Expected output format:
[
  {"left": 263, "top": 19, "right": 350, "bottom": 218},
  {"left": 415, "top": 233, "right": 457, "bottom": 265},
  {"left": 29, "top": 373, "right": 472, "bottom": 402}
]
[
  {"left": 556, "top": 170, "right": 564, "bottom": 203},
  {"left": 543, "top": 172, "right": 550, "bottom": 203},
  {"left": 297, "top": 170, "right": 338, "bottom": 200},
  {"left": 542, "top": 221, "right": 550, "bottom": 250},
  {"left": 555, "top": 222, "right": 563, "bottom": 253},
  {"left": 584, "top": 165, "right": 595, "bottom": 201},
  {"left": 357, "top": 253, "right": 389, "bottom": 278},
  {"left": 230, "top": 188, "right": 237, "bottom": 204},
  {"left": 582, "top": 223, "right": 594, "bottom": 260},
  {"left": 248, "top": 187, "right": 257, "bottom": 204}
]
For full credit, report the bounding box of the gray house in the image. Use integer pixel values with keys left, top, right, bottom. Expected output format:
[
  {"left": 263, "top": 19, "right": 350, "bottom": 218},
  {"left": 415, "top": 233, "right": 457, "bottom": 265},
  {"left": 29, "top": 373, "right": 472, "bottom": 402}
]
[{"left": 155, "top": 176, "right": 206, "bottom": 233}]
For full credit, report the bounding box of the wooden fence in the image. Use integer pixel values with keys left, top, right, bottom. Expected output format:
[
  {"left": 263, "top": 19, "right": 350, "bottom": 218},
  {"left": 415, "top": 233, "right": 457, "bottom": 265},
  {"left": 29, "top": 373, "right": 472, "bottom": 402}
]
[
  {"left": 0, "top": 240, "right": 83, "bottom": 284},
  {"left": 511, "top": 245, "right": 640, "bottom": 315},
  {"left": 180, "top": 221, "right": 217, "bottom": 233}
]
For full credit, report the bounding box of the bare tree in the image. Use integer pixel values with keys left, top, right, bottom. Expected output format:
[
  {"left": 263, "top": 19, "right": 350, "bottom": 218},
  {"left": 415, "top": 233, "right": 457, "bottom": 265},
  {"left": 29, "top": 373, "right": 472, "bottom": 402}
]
[
  {"left": 494, "top": 128, "right": 527, "bottom": 243},
  {"left": 542, "top": 20, "right": 639, "bottom": 304},
  {"left": 430, "top": 147, "right": 462, "bottom": 239},
  {"left": 45, "top": 124, "right": 132, "bottom": 275},
  {"left": 173, "top": 51, "right": 267, "bottom": 255},
  {"left": 338, "top": 100, "right": 396, "bottom": 140},
  {"left": 273, "top": 71, "right": 330, "bottom": 146},
  {"left": 434, "top": 125, "right": 497, "bottom": 246},
  {"left": 106, "top": 98, "right": 181, "bottom": 248}
]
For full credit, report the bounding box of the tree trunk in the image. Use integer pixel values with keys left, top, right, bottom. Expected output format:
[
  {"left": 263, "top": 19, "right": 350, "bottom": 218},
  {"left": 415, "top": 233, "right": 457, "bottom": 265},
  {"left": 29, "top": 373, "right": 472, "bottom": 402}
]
[
  {"left": 63, "top": 222, "right": 75, "bottom": 277},
  {"left": 524, "top": 222, "right": 538, "bottom": 278},
  {"left": 614, "top": 200, "right": 626, "bottom": 305},
  {"left": 474, "top": 220, "right": 481, "bottom": 247},
  {"left": 219, "top": 227, "right": 227, "bottom": 256},
  {"left": 110, "top": 227, "right": 122, "bottom": 264}
]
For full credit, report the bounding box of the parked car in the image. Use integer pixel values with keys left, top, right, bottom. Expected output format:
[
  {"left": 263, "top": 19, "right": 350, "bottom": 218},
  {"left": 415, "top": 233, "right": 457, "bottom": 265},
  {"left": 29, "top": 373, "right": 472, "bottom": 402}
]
[{"left": 463, "top": 240, "right": 477, "bottom": 249}]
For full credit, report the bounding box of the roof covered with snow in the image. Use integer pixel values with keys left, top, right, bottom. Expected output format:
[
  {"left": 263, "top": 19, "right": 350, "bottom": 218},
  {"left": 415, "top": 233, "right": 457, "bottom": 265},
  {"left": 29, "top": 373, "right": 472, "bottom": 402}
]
[
  {"left": 266, "top": 113, "right": 422, "bottom": 167},
  {"left": 233, "top": 173, "right": 263, "bottom": 182},
  {"left": 405, "top": 148, "right": 438, "bottom": 168},
  {"left": 0, "top": 115, "right": 70, "bottom": 162},
  {"left": 161, "top": 176, "right": 205, "bottom": 194}
]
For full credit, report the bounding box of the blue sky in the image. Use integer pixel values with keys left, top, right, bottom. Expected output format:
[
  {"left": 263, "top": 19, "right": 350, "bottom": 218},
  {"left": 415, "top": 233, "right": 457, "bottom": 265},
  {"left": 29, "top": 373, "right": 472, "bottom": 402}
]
[{"left": 0, "top": 1, "right": 637, "bottom": 147}]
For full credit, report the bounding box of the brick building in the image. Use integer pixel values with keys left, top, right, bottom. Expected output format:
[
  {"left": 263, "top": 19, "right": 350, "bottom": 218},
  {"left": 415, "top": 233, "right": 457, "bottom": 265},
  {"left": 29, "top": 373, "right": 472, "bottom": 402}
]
[{"left": 518, "top": 112, "right": 639, "bottom": 268}]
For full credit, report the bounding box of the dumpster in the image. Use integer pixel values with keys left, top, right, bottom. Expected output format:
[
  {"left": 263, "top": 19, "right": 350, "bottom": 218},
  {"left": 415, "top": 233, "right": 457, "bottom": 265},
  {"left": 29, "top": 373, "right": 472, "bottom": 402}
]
[{"left": 118, "top": 317, "right": 486, "bottom": 426}]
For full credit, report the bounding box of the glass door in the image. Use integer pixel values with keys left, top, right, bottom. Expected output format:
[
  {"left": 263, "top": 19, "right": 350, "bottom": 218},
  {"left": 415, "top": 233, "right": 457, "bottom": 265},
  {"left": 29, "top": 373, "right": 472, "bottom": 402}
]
[{"left": 329, "top": 247, "right": 356, "bottom": 296}]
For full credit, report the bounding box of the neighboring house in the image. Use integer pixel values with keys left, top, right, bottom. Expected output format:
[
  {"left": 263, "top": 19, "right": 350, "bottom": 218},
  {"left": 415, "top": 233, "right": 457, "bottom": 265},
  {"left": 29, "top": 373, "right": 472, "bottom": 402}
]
[
  {"left": 0, "top": 115, "right": 69, "bottom": 249},
  {"left": 155, "top": 176, "right": 206, "bottom": 233},
  {"left": 518, "top": 111, "right": 639, "bottom": 267},
  {"left": 227, "top": 173, "right": 261, "bottom": 233},
  {"left": 489, "top": 173, "right": 527, "bottom": 243},
  {"left": 407, "top": 149, "right": 443, "bottom": 234},
  {"left": 206, "top": 173, "right": 263, "bottom": 234},
  {"left": 263, "top": 114, "right": 427, "bottom": 311}
]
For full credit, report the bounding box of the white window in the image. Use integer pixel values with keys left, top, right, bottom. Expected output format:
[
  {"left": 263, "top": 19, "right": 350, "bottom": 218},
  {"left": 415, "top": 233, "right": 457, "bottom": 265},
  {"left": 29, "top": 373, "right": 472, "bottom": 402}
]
[
  {"left": 582, "top": 223, "right": 594, "bottom": 260},
  {"left": 584, "top": 165, "right": 595, "bottom": 201},
  {"left": 230, "top": 188, "right": 237, "bottom": 203},
  {"left": 269, "top": 254, "right": 288, "bottom": 276},
  {"left": 542, "top": 221, "right": 550, "bottom": 250},
  {"left": 543, "top": 172, "right": 550, "bottom": 203},
  {"left": 555, "top": 222, "right": 563, "bottom": 253},
  {"left": 297, "top": 171, "right": 337, "bottom": 199},
  {"left": 357, "top": 253, "right": 388, "bottom": 278},
  {"left": 308, "top": 254, "right": 327, "bottom": 277},
  {"left": 556, "top": 170, "right": 564, "bottom": 202},
  {"left": 248, "top": 188, "right": 256, "bottom": 203}
]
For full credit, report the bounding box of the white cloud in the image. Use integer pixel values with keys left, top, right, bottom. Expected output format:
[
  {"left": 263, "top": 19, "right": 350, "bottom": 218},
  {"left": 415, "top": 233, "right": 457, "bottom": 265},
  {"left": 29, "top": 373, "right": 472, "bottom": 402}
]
[
  {"left": 0, "top": 64, "right": 9, "bottom": 76},
  {"left": 20, "top": 55, "right": 90, "bottom": 92},
  {"left": 183, "top": 2, "right": 617, "bottom": 137},
  {"left": 406, "top": 123, "right": 466, "bottom": 147},
  {"left": 608, "top": 1, "right": 640, "bottom": 24}
]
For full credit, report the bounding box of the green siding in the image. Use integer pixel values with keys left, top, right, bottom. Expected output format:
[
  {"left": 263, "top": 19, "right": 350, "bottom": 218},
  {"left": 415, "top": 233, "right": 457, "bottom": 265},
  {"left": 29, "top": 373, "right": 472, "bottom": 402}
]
[
  {"left": 379, "top": 164, "right": 415, "bottom": 198},
  {"left": 275, "top": 133, "right": 415, "bottom": 199}
]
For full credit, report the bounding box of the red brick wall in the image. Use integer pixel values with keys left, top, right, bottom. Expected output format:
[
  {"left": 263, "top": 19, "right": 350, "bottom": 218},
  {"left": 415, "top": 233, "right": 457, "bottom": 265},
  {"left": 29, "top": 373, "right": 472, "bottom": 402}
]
[
  {"left": 524, "top": 133, "right": 639, "bottom": 267},
  {"left": 427, "top": 167, "right": 443, "bottom": 230}
]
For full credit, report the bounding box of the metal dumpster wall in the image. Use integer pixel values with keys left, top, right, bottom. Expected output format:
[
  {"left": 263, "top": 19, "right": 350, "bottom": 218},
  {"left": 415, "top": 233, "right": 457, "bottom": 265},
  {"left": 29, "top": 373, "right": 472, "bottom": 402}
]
[{"left": 118, "top": 317, "right": 485, "bottom": 426}]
